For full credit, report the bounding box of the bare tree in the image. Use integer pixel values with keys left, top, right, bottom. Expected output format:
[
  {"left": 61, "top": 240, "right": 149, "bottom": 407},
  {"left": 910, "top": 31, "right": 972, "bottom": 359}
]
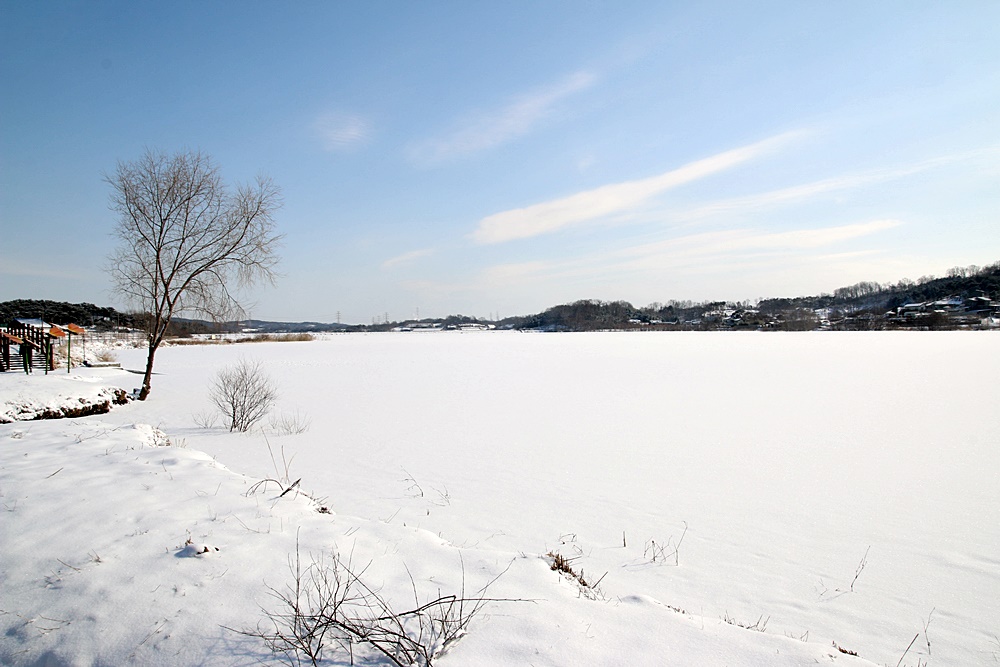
[
  {"left": 209, "top": 358, "right": 278, "bottom": 432},
  {"left": 106, "top": 149, "right": 281, "bottom": 399}
]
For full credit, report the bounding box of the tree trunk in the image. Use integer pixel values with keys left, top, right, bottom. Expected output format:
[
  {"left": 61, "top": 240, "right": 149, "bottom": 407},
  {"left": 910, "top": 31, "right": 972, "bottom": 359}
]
[{"left": 138, "top": 341, "right": 158, "bottom": 401}]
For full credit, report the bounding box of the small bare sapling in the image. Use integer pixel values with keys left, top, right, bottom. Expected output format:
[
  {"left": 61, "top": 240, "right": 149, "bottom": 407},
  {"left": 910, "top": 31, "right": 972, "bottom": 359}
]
[{"left": 209, "top": 358, "right": 277, "bottom": 432}]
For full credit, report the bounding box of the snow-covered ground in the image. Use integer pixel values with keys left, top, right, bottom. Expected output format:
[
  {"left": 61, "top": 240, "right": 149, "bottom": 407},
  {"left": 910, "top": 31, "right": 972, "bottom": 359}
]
[{"left": 1, "top": 331, "right": 997, "bottom": 666}]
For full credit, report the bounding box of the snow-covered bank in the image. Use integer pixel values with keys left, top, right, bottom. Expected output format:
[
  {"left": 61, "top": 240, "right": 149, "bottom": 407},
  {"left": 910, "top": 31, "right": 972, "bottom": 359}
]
[
  {"left": 0, "top": 369, "right": 129, "bottom": 423},
  {"left": 2, "top": 331, "right": 997, "bottom": 665}
]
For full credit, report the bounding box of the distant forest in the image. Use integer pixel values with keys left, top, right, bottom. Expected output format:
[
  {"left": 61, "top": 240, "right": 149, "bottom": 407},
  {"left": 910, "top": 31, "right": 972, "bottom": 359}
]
[
  {"left": 0, "top": 300, "right": 133, "bottom": 329},
  {"left": 0, "top": 300, "right": 209, "bottom": 337},
  {"left": 504, "top": 262, "right": 1000, "bottom": 331},
  {"left": 3, "top": 261, "right": 998, "bottom": 333}
]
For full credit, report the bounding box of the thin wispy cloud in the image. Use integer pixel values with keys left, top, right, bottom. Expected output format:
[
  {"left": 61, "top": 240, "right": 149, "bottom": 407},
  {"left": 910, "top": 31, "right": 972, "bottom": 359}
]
[
  {"left": 314, "top": 112, "right": 371, "bottom": 151},
  {"left": 479, "top": 219, "right": 903, "bottom": 286},
  {"left": 411, "top": 71, "right": 596, "bottom": 164},
  {"left": 381, "top": 248, "right": 434, "bottom": 270},
  {"left": 471, "top": 130, "right": 806, "bottom": 245},
  {"left": 616, "top": 219, "right": 903, "bottom": 267},
  {"left": 681, "top": 149, "right": 993, "bottom": 221},
  {"left": 405, "top": 219, "right": 902, "bottom": 305}
]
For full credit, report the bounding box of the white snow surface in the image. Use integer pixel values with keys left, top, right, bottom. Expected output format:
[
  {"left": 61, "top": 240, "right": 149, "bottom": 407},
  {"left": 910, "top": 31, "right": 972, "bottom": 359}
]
[{"left": 1, "top": 331, "right": 997, "bottom": 666}]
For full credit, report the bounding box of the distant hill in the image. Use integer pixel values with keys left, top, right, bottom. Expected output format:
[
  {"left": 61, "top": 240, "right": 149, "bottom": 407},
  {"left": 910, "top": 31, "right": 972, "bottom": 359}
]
[
  {"left": 757, "top": 263, "right": 1000, "bottom": 314},
  {"left": 4, "top": 261, "right": 997, "bottom": 333},
  {"left": 510, "top": 262, "right": 999, "bottom": 331}
]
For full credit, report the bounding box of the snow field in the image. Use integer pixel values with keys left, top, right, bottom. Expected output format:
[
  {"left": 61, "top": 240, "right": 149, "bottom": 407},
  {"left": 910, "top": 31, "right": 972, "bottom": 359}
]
[{"left": 2, "top": 331, "right": 997, "bottom": 665}]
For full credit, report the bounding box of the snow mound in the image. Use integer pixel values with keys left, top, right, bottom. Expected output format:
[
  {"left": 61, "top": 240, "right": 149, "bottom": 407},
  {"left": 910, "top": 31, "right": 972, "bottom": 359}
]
[{"left": 129, "top": 422, "right": 171, "bottom": 447}]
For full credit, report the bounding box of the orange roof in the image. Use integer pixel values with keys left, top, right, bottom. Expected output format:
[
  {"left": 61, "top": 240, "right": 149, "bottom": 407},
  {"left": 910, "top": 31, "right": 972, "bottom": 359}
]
[
  {"left": 49, "top": 326, "right": 66, "bottom": 338},
  {"left": 66, "top": 323, "right": 86, "bottom": 335}
]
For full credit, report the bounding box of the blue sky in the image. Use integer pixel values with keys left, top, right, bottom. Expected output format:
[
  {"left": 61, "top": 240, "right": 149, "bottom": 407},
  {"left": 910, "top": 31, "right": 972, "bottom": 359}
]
[{"left": 2, "top": 2, "right": 998, "bottom": 323}]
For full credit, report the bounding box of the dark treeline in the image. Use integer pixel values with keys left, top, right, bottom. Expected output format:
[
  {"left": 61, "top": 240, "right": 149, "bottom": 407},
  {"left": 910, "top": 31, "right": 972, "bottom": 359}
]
[
  {"left": 0, "top": 300, "right": 134, "bottom": 329},
  {"left": 757, "top": 263, "right": 1000, "bottom": 314},
  {"left": 0, "top": 300, "right": 216, "bottom": 336},
  {"left": 503, "top": 261, "right": 1000, "bottom": 331},
  {"left": 4, "top": 261, "right": 998, "bottom": 333}
]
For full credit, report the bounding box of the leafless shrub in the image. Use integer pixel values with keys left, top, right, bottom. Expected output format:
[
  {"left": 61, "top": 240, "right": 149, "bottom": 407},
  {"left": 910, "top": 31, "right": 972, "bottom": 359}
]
[
  {"left": 193, "top": 410, "right": 219, "bottom": 429},
  {"left": 209, "top": 358, "right": 278, "bottom": 432},
  {"left": 268, "top": 410, "right": 311, "bottom": 435},
  {"left": 94, "top": 349, "right": 118, "bottom": 363},
  {"left": 235, "top": 542, "right": 514, "bottom": 666}
]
